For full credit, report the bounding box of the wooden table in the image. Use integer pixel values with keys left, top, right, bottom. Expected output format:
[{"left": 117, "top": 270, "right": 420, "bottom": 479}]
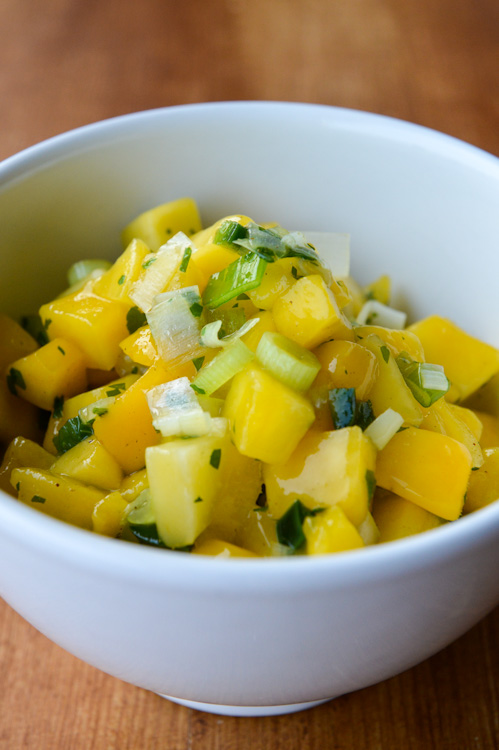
[{"left": 1, "top": 0, "right": 498, "bottom": 747}]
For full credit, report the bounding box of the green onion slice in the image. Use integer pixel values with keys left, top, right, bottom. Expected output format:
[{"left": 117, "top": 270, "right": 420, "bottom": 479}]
[
  {"left": 202, "top": 252, "right": 267, "bottom": 309},
  {"left": 364, "top": 408, "right": 404, "bottom": 450},
  {"left": 396, "top": 352, "right": 450, "bottom": 407},
  {"left": 191, "top": 339, "right": 254, "bottom": 396},
  {"left": 256, "top": 332, "right": 320, "bottom": 392},
  {"left": 200, "top": 318, "right": 258, "bottom": 348},
  {"left": 356, "top": 300, "right": 407, "bottom": 329},
  {"left": 214, "top": 220, "right": 248, "bottom": 247}
]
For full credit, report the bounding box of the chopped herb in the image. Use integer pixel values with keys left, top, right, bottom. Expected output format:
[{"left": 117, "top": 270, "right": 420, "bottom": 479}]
[
  {"left": 203, "top": 252, "right": 267, "bottom": 309},
  {"left": 189, "top": 228, "right": 196, "bottom": 235},
  {"left": 31, "top": 495, "right": 46, "bottom": 504},
  {"left": 53, "top": 416, "right": 93, "bottom": 454},
  {"left": 118, "top": 274, "right": 126, "bottom": 285},
  {"left": 179, "top": 247, "right": 192, "bottom": 273},
  {"left": 214, "top": 220, "right": 247, "bottom": 247},
  {"left": 365, "top": 470, "right": 376, "bottom": 503},
  {"left": 93, "top": 407, "right": 108, "bottom": 416},
  {"left": 194, "top": 496, "right": 203, "bottom": 503},
  {"left": 126, "top": 306, "right": 147, "bottom": 334},
  {"left": 210, "top": 449, "right": 222, "bottom": 469},
  {"left": 471, "top": 466, "right": 479, "bottom": 471},
  {"left": 131, "top": 366, "right": 139, "bottom": 374},
  {"left": 142, "top": 257, "right": 157, "bottom": 269},
  {"left": 233, "top": 222, "right": 320, "bottom": 264},
  {"left": 165, "top": 228, "right": 172, "bottom": 235},
  {"left": 106, "top": 382, "right": 126, "bottom": 397},
  {"left": 15, "top": 482, "right": 20, "bottom": 492},
  {"left": 6, "top": 368, "right": 26, "bottom": 396},
  {"left": 276, "top": 500, "right": 324, "bottom": 553},
  {"left": 192, "top": 356, "right": 205, "bottom": 371},
  {"left": 57, "top": 345, "right": 66, "bottom": 355},
  {"left": 329, "top": 388, "right": 356, "bottom": 429},
  {"left": 190, "top": 383, "right": 206, "bottom": 395},
  {"left": 53, "top": 395, "right": 64, "bottom": 419},
  {"left": 256, "top": 489, "right": 267, "bottom": 507},
  {"left": 355, "top": 400, "right": 375, "bottom": 430},
  {"left": 237, "top": 293, "right": 250, "bottom": 300},
  {"left": 189, "top": 302, "right": 203, "bottom": 318},
  {"left": 232, "top": 303, "right": 239, "bottom": 308},
  {"left": 396, "top": 352, "right": 450, "bottom": 407},
  {"left": 380, "top": 345, "right": 390, "bottom": 363},
  {"left": 20, "top": 313, "right": 49, "bottom": 346}
]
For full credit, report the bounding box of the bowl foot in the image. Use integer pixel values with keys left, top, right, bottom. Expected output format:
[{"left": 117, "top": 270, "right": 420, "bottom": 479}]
[{"left": 158, "top": 693, "right": 332, "bottom": 717}]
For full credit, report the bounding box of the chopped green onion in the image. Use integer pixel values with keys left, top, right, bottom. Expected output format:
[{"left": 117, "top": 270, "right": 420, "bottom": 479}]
[
  {"left": 179, "top": 246, "right": 192, "bottom": 273},
  {"left": 233, "top": 223, "right": 320, "bottom": 264},
  {"left": 53, "top": 416, "right": 93, "bottom": 454},
  {"left": 6, "top": 368, "right": 26, "bottom": 396},
  {"left": 147, "top": 286, "right": 204, "bottom": 367},
  {"left": 365, "top": 470, "right": 376, "bottom": 503},
  {"left": 214, "top": 220, "right": 247, "bottom": 246},
  {"left": 118, "top": 274, "right": 126, "bottom": 285},
  {"left": 106, "top": 382, "right": 126, "bottom": 397},
  {"left": 276, "top": 500, "right": 324, "bottom": 553},
  {"left": 329, "top": 388, "right": 356, "bottom": 429},
  {"left": 396, "top": 352, "right": 450, "bottom": 407},
  {"left": 67, "top": 259, "right": 111, "bottom": 287},
  {"left": 256, "top": 331, "right": 321, "bottom": 392},
  {"left": 53, "top": 395, "right": 64, "bottom": 419},
  {"left": 146, "top": 377, "right": 212, "bottom": 437},
  {"left": 191, "top": 339, "right": 254, "bottom": 396},
  {"left": 380, "top": 345, "right": 390, "bottom": 363},
  {"left": 130, "top": 232, "right": 192, "bottom": 312},
  {"left": 31, "top": 495, "right": 46, "bottom": 504},
  {"left": 126, "top": 306, "right": 148, "bottom": 334},
  {"left": 200, "top": 318, "right": 258, "bottom": 348},
  {"left": 20, "top": 314, "right": 49, "bottom": 346},
  {"left": 356, "top": 300, "right": 407, "bottom": 329},
  {"left": 202, "top": 252, "right": 267, "bottom": 309},
  {"left": 210, "top": 448, "right": 222, "bottom": 469},
  {"left": 192, "top": 356, "right": 205, "bottom": 371},
  {"left": 364, "top": 408, "right": 404, "bottom": 450}
]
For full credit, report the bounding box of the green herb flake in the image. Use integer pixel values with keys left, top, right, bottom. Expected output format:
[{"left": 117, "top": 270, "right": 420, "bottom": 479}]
[
  {"left": 276, "top": 500, "right": 324, "bottom": 553},
  {"left": 365, "top": 470, "right": 376, "bottom": 503},
  {"left": 6, "top": 368, "right": 26, "bottom": 396},
  {"left": 356, "top": 400, "right": 375, "bottom": 430},
  {"left": 380, "top": 345, "right": 390, "bottom": 363},
  {"left": 31, "top": 495, "right": 46, "bottom": 504},
  {"left": 192, "top": 356, "right": 205, "bottom": 371},
  {"left": 126, "top": 306, "right": 148, "bottom": 334},
  {"left": 53, "top": 395, "right": 64, "bottom": 419},
  {"left": 20, "top": 314, "right": 49, "bottom": 346},
  {"left": 237, "top": 293, "right": 250, "bottom": 300},
  {"left": 93, "top": 407, "right": 108, "bottom": 417},
  {"left": 118, "top": 274, "right": 126, "bottom": 285},
  {"left": 179, "top": 247, "right": 192, "bottom": 273},
  {"left": 57, "top": 345, "right": 66, "bottom": 356},
  {"left": 106, "top": 382, "right": 126, "bottom": 397},
  {"left": 471, "top": 466, "right": 480, "bottom": 471},
  {"left": 190, "top": 302, "right": 203, "bottom": 318},
  {"left": 53, "top": 416, "right": 94, "bottom": 454},
  {"left": 194, "top": 496, "right": 203, "bottom": 503},
  {"left": 131, "top": 366, "right": 139, "bottom": 374},
  {"left": 210, "top": 449, "right": 222, "bottom": 469},
  {"left": 15, "top": 482, "right": 20, "bottom": 492},
  {"left": 190, "top": 383, "right": 206, "bottom": 395},
  {"left": 142, "top": 257, "right": 157, "bottom": 270},
  {"left": 329, "top": 387, "right": 356, "bottom": 429}
]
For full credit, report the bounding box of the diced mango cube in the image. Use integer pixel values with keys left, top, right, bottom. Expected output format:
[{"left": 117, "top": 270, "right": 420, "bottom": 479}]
[
  {"left": 223, "top": 364, "right": 315, "bottom": 464},
  {"left": 0, "top": 314, "right": 38, "bottom": 370},
  {"left": 264, "top": 427, "right": 376, "bottom": 526},
  {"left": 119, "top": 468, "right": 149, "bottom": 503},
  {"left": 355, "top": 325, "right": 425, "bottom": 362},
  {"left": 92, "top": 239, "right": 150, "bottom": 304},
  {"left": 247, "top": 257, "right": 297, "bottom": 310},
  {"left": 375, "top": 426, "right": 472, "bottom": 520},
  {"left": 272, "top": 275, "right": 354, "bottom": 349},
  {"left": 50, "top": 436, "right": 123, "bottom": 490},
  {"left": 235, "top": 508, "right": 281, "bottom": 557},
  {"left": 304, "top": 505, "right": 364, "bottom": 555},
  {"left": 40, "top": 292, "right": 130, "bottom": 370},
  {"left": 313, "top": 340, "right": 378, "bottom": 400},
  {"left": 119, "top": 326, "right": 158, "bottom": 367},
  {"left": 364, "top": 274, "right": 391, "bottom": 305},
  {"left": 464, "top": 447, "right": 499, "bottom": 513},
  {"left": 6, "top": 338, "right": 87, "bottom": 411},
  {"left": 421, "top": 398, "right": 483, "bottom": 469},
  {"left": 240, "top": 311, "right": 277, "bottom": 353},
  {"left": 121, "top": 197, "right": 202, "bottom": 252},
  {"left": 92, "top": 491, "right": 128, "bottom": 536},
  {"left": 473, "top": 411, "right": 499, "bottom": 449},
  {"left": 0, "top": 436, "right": 54, "bottom": 496},
  {"left": 372, "top": 488, "right": 442, "bottom": 542},
  {"left": 11, "top": 467, "right": 104, "bottom": 529},
  {"left": 408, "top": 316, "right": 499, "bottom": 402}
]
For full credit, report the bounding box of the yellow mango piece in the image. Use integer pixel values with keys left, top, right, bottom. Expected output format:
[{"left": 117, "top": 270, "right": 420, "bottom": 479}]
[
  {"left": 92, "top": 239, "right": 150, "bottom": 304},
  {"left": 313, "top": 340, "right": 378, "bottom": 400},
  {"left": 364, "top": 274, "right": 391, "bottom": 306},
  {"left": 465, "top": 447, "right": 499, "bottom": 513},
  {"left": 421, "top": 398, "right": 483, "bottom": 469},
  {"left": 372, "top": 488, "right": 442, "bottom": 542},
  {"left": 304, "top": 505, "right": 365, "bottom": 555},
  {"left": 11, "top": 467, "right": 104, "bottom": 529},
  {"left": 0, "top": 436, "right": 54, "bottom": 496},
  {"left": 376, "top": 426, "right": 472, "bottom": 520},
  {"left": 447, "top": 403, "right": 483, "bottom": 442},
  {"left": 40, "top": 292, "right": 130, "bottom": 371},
  {"left": 120, "top": 468, "right": 149, "bottom": 503},
  {"left": 191, "top": 243, "right": 240, "bottom": 289},
  {"left": 223, "top": 364, "right": 315, "bottom": 464},
  {"left": 247, "top": 258, "right": 297, "bottom": 310},
  {"left": 92, "top": 491, "right": 128, "bottom": 537},
  {"left": 0, "top": 382, "right": 42, "bottom": 448},
  {"left": 339, "top": 276, "right": 365, "bottom": 318},
  {"left": 6, "top": 338, "right": 87, "bottom": 411},
  {"left": 464, "top": 372, "right": 499, "bottom": 418},
  {"left": 272, "top": 275, "right": 354, "bottom": 349},
  {"left": 0, "top": 314, "right": 38, "bottom": 370},
  {"left": 473, "top": 411, "right": 499, "bottom": 449},
  {"left": 51, "top": 436, "right": 123, "bottom": 490},
  {"left": 146, "top": 419, "right": 228, "bottom": 548},
  {"left": 408, "top": 316, "right": 499, "bottom": 403},
  {"left": 330, "top": 277, "right": 352, "bottom": 309},
  {"left": 165, "top": 253, "right": 208, "bottom": 294},
  {"left": 193, "top": 538, "right": 258, "bottom": 557},
  {"left": 355, "top": 325, "right": 425, "bottom": 362},
  {"left": 93, "top": 360, "right": 195, "bottom": 474},
  {"left": 235, "top": 509, "right": 281, "bottom": 557},
  {"left": 240, "top": 311, "right": 277, "bottom": 353},
  {"left": 191, "top": 214, "right": 253, "bottom": 249},
  {"left": 363, "top": 335, "right": 423, "bottom": 426},
  {"left": 119, "top": 326, "right": 158, "bottom": 367},
  {"left": 264, "top": 427, "right": 376, "bottom": 526},
  {"left": 121, "top": 197, "right": 202, "bottom": 252}
]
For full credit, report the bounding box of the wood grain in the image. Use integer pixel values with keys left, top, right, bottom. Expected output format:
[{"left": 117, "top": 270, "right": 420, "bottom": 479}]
[{"left": 0, "top": 0, "right": 498, "bottom": 747}]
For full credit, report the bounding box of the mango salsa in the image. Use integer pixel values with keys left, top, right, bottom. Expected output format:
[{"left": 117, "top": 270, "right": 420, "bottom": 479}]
[{"left": 1, "top": 199, "right": 496, "bottom": 556}]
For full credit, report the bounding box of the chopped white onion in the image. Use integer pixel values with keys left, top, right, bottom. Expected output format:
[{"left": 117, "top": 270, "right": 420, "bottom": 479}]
[
  {"left": 129, "top": 231, "right": 192, "bottom": 312},
  {"left": 356, "top": 300, "right": 407, "bottom": 329},
  {"left": 147, "top": 377, "right": 212, "bottom": 437},
  {"left": 146, "top": 286, "right": 204, "bottom": 367},
  {"left": 364, "top": 408, "right": 404, "bottom": 450}
]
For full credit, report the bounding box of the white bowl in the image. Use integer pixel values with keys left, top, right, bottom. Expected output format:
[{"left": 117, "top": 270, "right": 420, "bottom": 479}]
[{"left": 1, "top": 103, "right": 499, "bottom": 717}]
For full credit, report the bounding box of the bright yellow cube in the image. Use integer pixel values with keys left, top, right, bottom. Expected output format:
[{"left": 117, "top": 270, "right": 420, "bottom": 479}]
[
  {"left": 92, "top": 491, "right": 128, "bottom": 537},
  {"left": 40, "top": 292, "right": 130, "bottom": 370},
  {"left": 6, "top": 338, "right": 87, "bottom": 411},
  {"left": 247, "top": 257, "right": 297, "bottom": 310},
  {"left": 235, "top": 509, "right": 281, "bottom": 557},
  {"left": 272, "top": 275, "right": 354, "bottom": 349},
  {"left": 223, "top": 364, "right": 315, "bottom": 464},
  {"left": 421, "top": 398, "right": 483, "bottom": 469},
  {"left": 312, "top": 340, "right": 378, "bottom": 401},
  {"left": 11, "top": 467, "right": 104, "bottom": 529},
  {"left": 51, "top": 436, "right": 123, "bottom": 490},
  {"left": 0, "top": 436, "right": 54, "bottom": 496},
  {"left": 0, "top": 313, "right": 38, "bottom": 370},
  {"left": 121, "top": 197, "right": 202, "bottom": 252},
  {"left": 304, "top": 505, "right": 364, "bottom": 555},
  {"left": 372, "top": 488, "right": 442, "bottom": 542},
  {"left": 464, "top": 447, "right": 499, "bottom": 513},
  {"left": 376, "top": 426, "right": 472, "bottom": 520},
  {"left": 92, "top": 238, "right": 150, "bottom": 304},
  {"left": 264, "top": 427, "right": 376, "bottom": 526},
  {"left": 119, "top": 468, "right": 149, "bottom": 503},
  {"left": 240, "top": 311, "right": 277, "bottom": 353},
  {"left": 363, "top": 274, "right": 391, "bottom": 305},
  {"left": 408, "top": 316, "right": 499, "bottom": 403},
  {"left": 119, "top": 325, "right": 158, "bottom": 367},
  {"left": 473, "top": 411, "right": 499, "bottom": 449},
  {"left": 355, "top": 325, "right": 425, "bottom": 362}
]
